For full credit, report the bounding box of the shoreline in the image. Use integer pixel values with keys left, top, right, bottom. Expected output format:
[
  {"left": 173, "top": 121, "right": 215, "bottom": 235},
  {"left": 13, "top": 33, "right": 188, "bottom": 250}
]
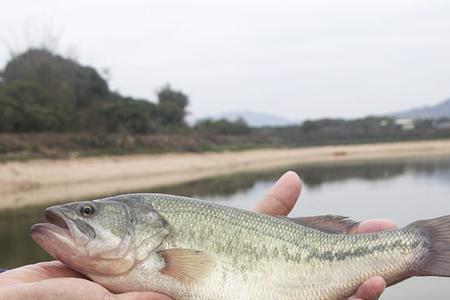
[{"left": 2, "top": 139, "right": 450, "bottom": 209}]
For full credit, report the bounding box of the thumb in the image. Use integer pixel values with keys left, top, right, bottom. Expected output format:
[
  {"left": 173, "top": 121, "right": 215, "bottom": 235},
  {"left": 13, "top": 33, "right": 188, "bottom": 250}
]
[{"left": 254, "top": 171, "right": 302, "bottom": 216}]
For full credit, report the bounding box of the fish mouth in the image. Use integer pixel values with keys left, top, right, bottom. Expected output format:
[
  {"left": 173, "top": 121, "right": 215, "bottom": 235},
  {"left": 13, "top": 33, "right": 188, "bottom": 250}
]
[
  {"left": 31, "top": 207, "right": 89, "bottom": 270},
  {"left": 45, "top": 208, "right": 70, "bottom": 231},
  {"left": 31, "top": 207, "right": 73, "bottom": 240}
]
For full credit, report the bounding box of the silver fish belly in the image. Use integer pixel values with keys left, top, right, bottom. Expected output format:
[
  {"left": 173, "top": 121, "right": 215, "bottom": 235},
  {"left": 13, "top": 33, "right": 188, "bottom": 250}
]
[{"left": 32, "top": 193, "right": 450, "bottom": 300}]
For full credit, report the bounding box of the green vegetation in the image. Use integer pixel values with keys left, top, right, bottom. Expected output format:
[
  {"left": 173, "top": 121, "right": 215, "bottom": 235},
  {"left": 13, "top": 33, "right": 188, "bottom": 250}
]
[
  {"left": 1, "top": 48, "right": 450, "bottom": 160},
  {"left": 0, "top": 49, "right": 194, "bottom": 133},
  {"left": 195, "top": 118, "right": 251, "bottom": 135}
]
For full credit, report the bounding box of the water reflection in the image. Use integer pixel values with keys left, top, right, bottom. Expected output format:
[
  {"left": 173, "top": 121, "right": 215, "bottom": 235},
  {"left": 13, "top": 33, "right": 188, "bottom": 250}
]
[
  {"left": 152, "top": 156, "right": 450, "bottom": 197},
  {"left": 0, "top": 206, "right": 51, "bottom": 268},
  {"left": 1, "top": 156, "right": 450, "bottom": 270}
]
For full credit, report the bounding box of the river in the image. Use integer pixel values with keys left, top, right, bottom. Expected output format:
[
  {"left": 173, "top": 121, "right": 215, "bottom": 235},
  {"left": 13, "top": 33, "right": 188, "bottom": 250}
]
[{"left": 1, "top": 155, "right": 450, "bottom": 299}]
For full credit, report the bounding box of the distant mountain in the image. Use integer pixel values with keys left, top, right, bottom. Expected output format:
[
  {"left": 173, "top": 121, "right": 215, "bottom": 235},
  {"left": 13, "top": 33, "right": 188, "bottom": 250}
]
[
  {"left": 219, "top": 110, "right": 300, "bottom": 127},
  {"left": 393, "top": 98, "right": 450, "bottom": 119}
]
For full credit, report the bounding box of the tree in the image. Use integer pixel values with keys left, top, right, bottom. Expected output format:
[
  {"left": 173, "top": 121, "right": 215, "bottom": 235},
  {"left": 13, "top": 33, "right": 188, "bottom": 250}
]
[
  {"left": 98, "top": 99, "right": 159, "bottom": 133},
  {"left": 0, "top": 81, "right": 66, "bottom": 132},
  {"left": 0, "top": 49, "right": 192, "bottom": 133},
  {"left": 3, "top": 48, "right": 109, "bottom": 111},
  {"left": 156, "top": 85, "right": 189, "bottom": 128},
  {"left": 195, "top": 118, "right": 251, "bottom": 135}
]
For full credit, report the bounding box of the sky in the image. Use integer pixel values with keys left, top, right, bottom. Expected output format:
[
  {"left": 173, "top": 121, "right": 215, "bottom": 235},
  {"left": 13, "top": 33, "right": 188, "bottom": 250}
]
[{"left": 0, "top": 0, "right": 449, "bottom": 121}]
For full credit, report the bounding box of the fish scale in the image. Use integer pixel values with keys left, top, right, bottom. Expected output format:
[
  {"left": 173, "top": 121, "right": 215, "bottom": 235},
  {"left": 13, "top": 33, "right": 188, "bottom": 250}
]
[
  {"left": 32, "top": 193, "right": 450, "bottom": 300},
  {"left": 132, "top": 194, "right": 425, "bottom": 299}
]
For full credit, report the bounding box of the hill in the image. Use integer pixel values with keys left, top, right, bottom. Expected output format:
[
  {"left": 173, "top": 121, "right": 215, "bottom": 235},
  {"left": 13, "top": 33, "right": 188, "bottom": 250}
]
[
  {"left": 393, "top": 99, "right": 450, "bottom": 119},
  {"left": 219, "top": 110, "right": 298, "bottom": 127}
]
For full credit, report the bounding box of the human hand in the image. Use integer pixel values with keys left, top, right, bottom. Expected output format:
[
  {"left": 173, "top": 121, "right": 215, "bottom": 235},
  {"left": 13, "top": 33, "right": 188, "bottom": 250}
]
[
  {"left": 254, "top": 171, "right": 396, "bottom": 300},
  {"left": 0, "top": 253, "right": 171, "bottom": 299}
]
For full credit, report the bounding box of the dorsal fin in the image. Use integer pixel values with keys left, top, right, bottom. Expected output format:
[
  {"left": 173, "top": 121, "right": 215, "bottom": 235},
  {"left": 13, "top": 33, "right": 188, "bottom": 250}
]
[
  {"left": 279, "top": 215, "right": 360, "bottom": 234},
  {"left": 159, "top": 248, "right": 215, "bottom": 283}
]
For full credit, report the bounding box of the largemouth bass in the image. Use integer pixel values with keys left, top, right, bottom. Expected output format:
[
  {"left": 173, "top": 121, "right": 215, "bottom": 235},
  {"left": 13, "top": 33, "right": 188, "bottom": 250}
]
[{"left": 31, "top": 193, "right": 450, "bottom": 300}]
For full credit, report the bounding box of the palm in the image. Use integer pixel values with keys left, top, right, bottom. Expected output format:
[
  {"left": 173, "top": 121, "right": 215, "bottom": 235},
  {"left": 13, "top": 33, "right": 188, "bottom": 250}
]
[
  {"left": 0, "top": 261, "right": 169, "bottom": 300},
  {"left": 0, "top": 171, "right": 394, "bottom": 300}
]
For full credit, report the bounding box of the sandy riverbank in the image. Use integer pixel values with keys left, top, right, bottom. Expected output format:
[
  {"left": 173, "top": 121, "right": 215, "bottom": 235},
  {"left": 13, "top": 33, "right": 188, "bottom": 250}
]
[{"left": 2, "top": 139, "right": 450, "bottom": 209}]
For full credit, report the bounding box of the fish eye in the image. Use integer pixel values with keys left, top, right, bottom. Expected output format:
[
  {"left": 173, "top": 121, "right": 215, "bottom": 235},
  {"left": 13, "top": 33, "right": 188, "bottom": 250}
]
[{"left": 79, "top": 204, "right": 96, "bottom": 217}]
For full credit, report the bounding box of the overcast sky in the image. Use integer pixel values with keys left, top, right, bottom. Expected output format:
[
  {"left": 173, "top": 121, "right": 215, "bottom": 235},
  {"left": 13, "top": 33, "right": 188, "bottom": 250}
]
[{"left": 1, "top": 0, "right": 449, "bottom": 120}]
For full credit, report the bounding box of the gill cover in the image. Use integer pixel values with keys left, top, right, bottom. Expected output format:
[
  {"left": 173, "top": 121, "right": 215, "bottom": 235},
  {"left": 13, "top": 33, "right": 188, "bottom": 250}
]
[
  {"left": 83, "top": 198, "right": 170, "bottom": 276},
  {"left": 34, "top": 197, "right": 170, "bottom": 277}
]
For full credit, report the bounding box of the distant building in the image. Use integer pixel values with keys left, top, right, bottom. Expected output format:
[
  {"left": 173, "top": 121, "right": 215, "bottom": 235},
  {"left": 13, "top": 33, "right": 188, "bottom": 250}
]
[
  {"left": 433, "top": 119, "right": 450, "bottom": 130},
  {"left": 394, "top": 119, "right": 415, "bottom": 130},
  {"left": 380, "top": 120, "right": 389, "bottom": 127}
]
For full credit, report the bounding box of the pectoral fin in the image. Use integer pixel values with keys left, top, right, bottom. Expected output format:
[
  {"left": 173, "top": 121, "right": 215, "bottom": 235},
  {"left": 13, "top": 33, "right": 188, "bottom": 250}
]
[
  {"left": 159, "top": 249, "right": 214, "bottom": 283},
  {"left": 279, "top": 215, "right": 359, "bottom": 234}
]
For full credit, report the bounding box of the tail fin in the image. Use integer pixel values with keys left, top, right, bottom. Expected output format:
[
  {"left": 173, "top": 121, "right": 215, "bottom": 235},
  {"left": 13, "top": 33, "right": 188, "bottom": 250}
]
[{"left": 407, "top": 215, "right": 450, "bottom": 277}]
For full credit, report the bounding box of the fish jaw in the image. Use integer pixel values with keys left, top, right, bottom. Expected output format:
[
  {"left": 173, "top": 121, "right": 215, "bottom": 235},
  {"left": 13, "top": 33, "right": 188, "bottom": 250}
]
[
  {"left": 31, "top": 222, "right": 86, "bottom": 264},
  {"left": 31, "top": 203, "right": 161, "bottom": 277},
  {"left": 31, "top": 209, "right": 90, "bottom": 271}
]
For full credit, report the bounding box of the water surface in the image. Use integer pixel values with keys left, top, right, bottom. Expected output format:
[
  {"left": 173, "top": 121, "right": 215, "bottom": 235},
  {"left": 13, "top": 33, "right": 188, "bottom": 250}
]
[{"left": 1, "top": 156, "right": 450, "bottom": 299}]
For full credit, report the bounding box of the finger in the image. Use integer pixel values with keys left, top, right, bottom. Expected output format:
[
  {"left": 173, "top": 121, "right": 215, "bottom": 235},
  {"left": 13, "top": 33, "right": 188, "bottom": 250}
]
[
  {"left": 1, "top": 277, "right": 173, "bottom": 300},
  {"left": 0, "top": 261, "right": 84, "bottom": 286},
  {"left": 0, "top": 278, "right": 104, "bottom": 300},
  {"left": 253, "top": 171, "right": 302, "bottom": 216},
  {"left": 32, "top": 261, "right": 84, "bottom": 278},
  {"left": 348, "top": 276, "right": 386, "bottom": 300},
  {"left": 114, "top": 292, "right": 172, "bottom": 300},
  {"left": 353, "top": 219, "right": 396, "bottom": 234}
]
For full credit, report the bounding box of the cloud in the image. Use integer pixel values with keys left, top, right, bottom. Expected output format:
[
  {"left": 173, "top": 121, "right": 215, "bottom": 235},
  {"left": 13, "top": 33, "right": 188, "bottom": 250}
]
[{"left": 1, "top": 0, "right": 449, "bottom": 119}]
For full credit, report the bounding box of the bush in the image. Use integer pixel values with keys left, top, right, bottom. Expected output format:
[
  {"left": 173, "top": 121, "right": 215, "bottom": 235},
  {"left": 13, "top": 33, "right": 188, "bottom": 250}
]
[
  {"left": 0, "top": 82, "right": 67, "bottom": 132},
  {"left": 97, "top": 99, "right": 160, "bottom": 133},
  {"left": 195, "top": 118, "right": 251, "bottom": 135},
  {"left": 0, "top": 49, "right": 190, "bottom": 134}
]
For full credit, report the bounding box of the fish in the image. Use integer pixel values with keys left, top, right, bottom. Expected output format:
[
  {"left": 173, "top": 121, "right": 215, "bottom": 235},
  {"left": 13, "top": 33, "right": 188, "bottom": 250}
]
[{"left": 31, "top": 193, "right": 450, "bottom": 300}]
